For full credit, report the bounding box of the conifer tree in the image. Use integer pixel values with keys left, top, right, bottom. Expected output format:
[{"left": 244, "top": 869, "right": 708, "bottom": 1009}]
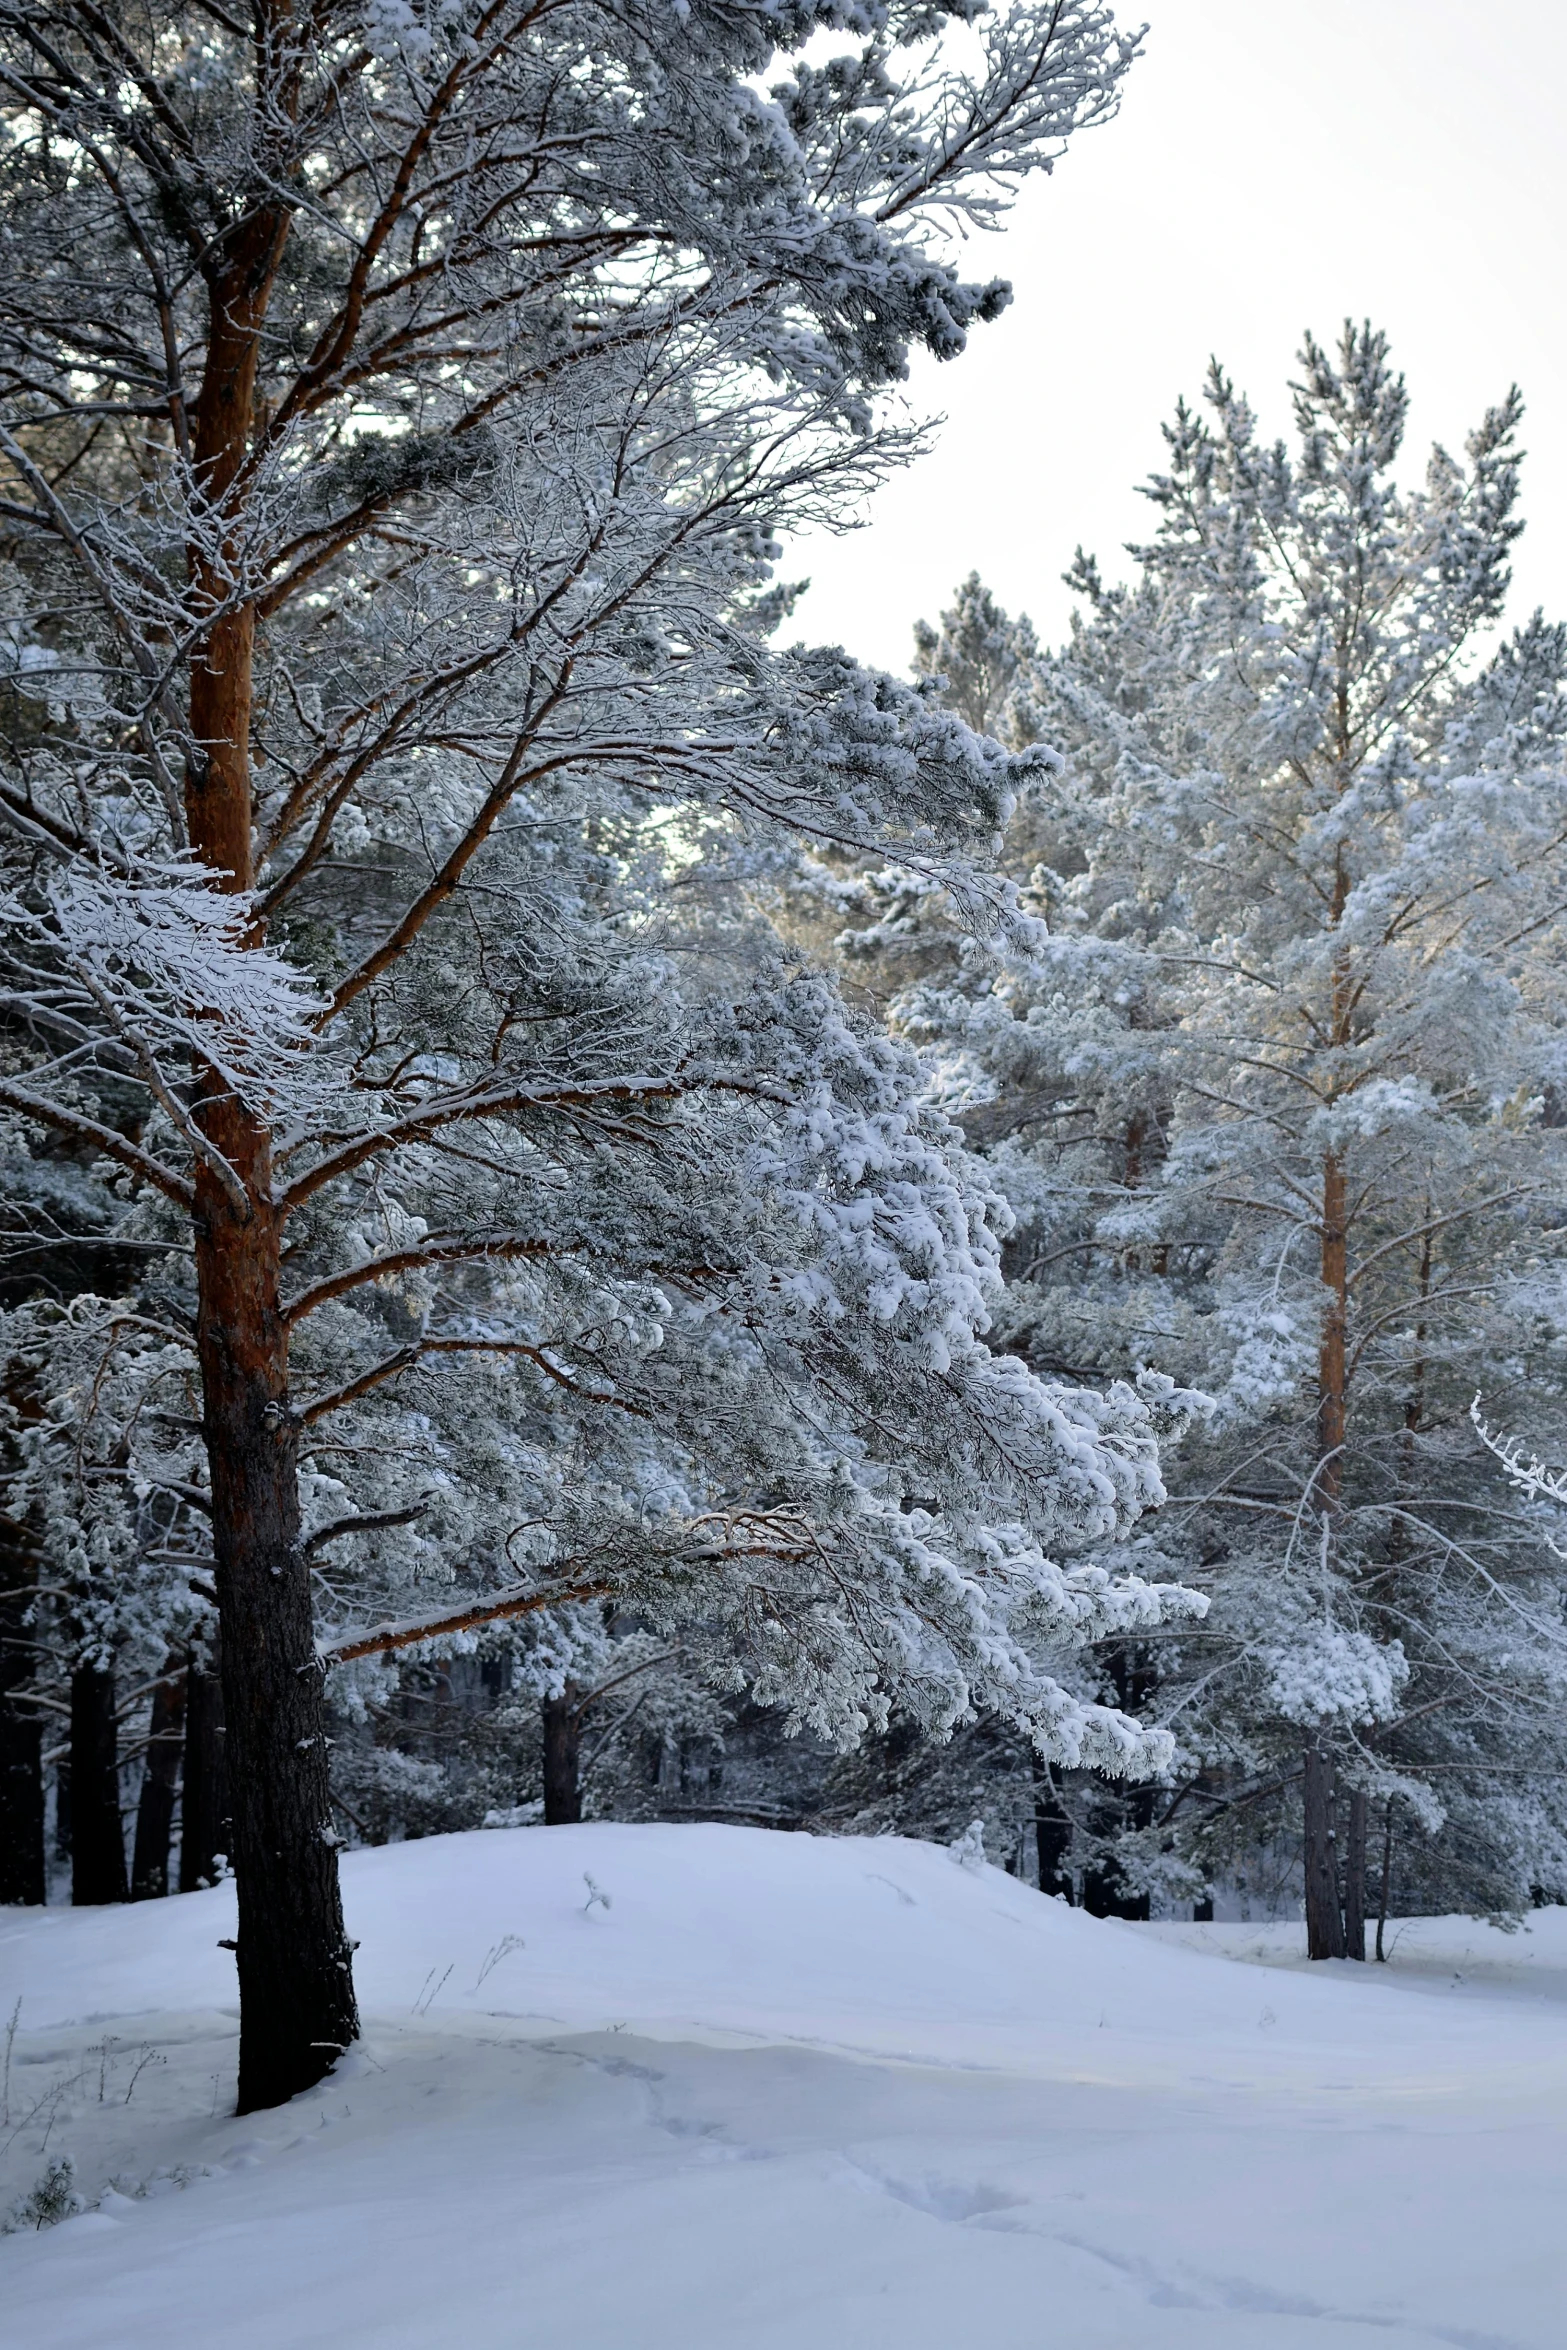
[
  {"left": 884, "top": 332, "right": 1567, "bottom": 1937},
  {"left": 913, "top": 572, "right": 1041, "bottom": 745},
  {"left": 0, "top": 0, "right": 1191, "bottom": 2103}
]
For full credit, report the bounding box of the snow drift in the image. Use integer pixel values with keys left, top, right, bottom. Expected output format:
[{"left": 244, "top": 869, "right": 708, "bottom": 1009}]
[{"left": 2, "top": 1824, "right": 1564, "bottom": 2348}]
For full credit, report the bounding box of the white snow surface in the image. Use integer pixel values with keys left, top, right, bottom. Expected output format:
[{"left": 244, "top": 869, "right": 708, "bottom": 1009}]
[{"left": 1, "top": 1823, "right": 1563, "bottom": 2348}]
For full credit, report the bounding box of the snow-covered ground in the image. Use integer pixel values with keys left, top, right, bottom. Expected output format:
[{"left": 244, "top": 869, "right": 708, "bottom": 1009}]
[{"left": 1, "top": 1825, "right": 1562, "bottom": 2349}]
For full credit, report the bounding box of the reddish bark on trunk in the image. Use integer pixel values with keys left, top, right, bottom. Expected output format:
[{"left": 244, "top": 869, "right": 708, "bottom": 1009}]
[{"left": 182, "top": 221, "right": 358, "bottom": 2107}]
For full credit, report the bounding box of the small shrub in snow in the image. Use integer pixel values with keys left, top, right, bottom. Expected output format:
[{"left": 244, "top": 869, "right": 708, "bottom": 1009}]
[
  {"left": 4, "top": 2156, "right": 83, "bottom": 2233},
  {"left": 949, "top": 1821, "right": 988, "bottom": 1873}
]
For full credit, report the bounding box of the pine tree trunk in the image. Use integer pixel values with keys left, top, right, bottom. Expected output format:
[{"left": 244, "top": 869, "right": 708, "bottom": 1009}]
[
  {"left": 1375, "top": 1801, "right": 1394, "bottom": 1961},
  {"left": 1343, "top": 1783, "right": 1368, "bottom": 1959},
  {"left": 542, "top": 1684, "right": 583, "bottom": 1824},
  {"left": 195, "top": 1187, "right": 357, "bottom": 2108},
  {"left": 70, "top": 1665, "right": 127, "bottom": 1906},
  {"left": 1033, "top": 1760, "right": 1073, "bottom": 1900},
  {"left": 179, "top": 1645, "right": 230, "bottom": 1892},
  {"left": 0, "top": 1689, "right": 42, "bottom": 1906},
  {"left": 1304, "top": 1141, "right": 1351, "bottom": 1953},
  {"left": 0, "top": 1547, "right": 43, "bottom": 1906},
  {"left": 131, "top": 1661, "right": 186, "bottom": 1901},
  {"left": 182, "top": 234, "right": 358, "bottom": 2110},
  {"left": 1303, "top": 1739, "right": 1345, "bottom": 1959},
  {"left": 1080, "top": 1647, "right": 1152, "bottom": 1919}
]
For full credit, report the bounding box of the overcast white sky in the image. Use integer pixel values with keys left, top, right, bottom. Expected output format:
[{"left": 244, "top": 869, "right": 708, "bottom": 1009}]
[{"left": 786, "top": 0, "right": 1567, "bottom": 674}]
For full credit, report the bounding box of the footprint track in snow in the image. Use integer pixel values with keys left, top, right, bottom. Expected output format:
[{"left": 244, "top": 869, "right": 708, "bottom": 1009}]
[
  {"left": 844, "top": 2160, "right": 1027, "bottom": 2226},
  {"left": 847, "top": 2162, "right": 1531, "bottom": 2350}
]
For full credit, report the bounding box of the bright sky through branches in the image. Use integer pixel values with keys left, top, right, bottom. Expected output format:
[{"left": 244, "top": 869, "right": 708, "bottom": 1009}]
[{"left": 788, "top": 0, "right": 1567, "bottom": 671}]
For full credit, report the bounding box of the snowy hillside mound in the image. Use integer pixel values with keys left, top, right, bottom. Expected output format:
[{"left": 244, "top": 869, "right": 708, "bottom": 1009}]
[
  {"left": 6, "top": 1821, "right": 1565, "bottom": 2087},
  {"left": 3, "top": 1825, "right": 1565, "bottom": 2350}
]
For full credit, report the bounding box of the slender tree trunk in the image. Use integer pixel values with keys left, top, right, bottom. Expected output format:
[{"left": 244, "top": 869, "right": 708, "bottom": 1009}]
[
  {"left": 1342, "top": 1783, "right": 1368, "bottom": 1960},
  {"left": 1302, "top": 1740, "right": 1345, "bottom": 1959},
  {"left": 1317, "top": 1151, "right": 1348, "bottom": 1488},
  {"left": 1080, "top": 1646, "right": 1152, "bottom": 1919},
  {"left": 1304, "top": 1141, "right": 1351, "bottom": 1955},
  {"left": 1375, "top": 1801, "right": 1394, "bottom": 1962},
  {"left": 1079, "top": 1855, "right": 1114, "bottom": 1916},
  {"left": 0, "top": 1546, "right": 43, "bottom": 1906},
  {"left": 179, "top": 1644, "right": 230, "bottom": 1892},
  {"left": 70, "top": 1665, "right": 127, "bottom": 1906},
  {"left": 1121, "top": 1113, "right": 1147, "bottom": 1270},
  {"left": 1033, "top": 1759, "right": 1073, "bottom": 1900},
  {"left": 183, "top": 234, "right": 358, "bottom": 2111},
  {"left": 0, "top": 1693, "right": 42, "bottom": 1906},
  {"left": 131, "top": 1660, "right": 187, "bottom": 1901},
  {"left": 0, "top": 1388, "right": 46, "bottom": 1906},
  {"left": 542, "top": 1684, "right": 583, "bottom": 1824}
]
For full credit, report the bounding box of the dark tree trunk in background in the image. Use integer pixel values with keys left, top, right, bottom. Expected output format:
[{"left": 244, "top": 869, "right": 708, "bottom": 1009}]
[
  {"left": 1033, "top": 1760, "right": 1073, "bottom": 1901},
  {"left": 0, "top": 1546, "right": 43, "bottom": 1906},
  {"left": 1375, "top": 1801, "right": 1394, "bottom": 1961},
  {"left": 1081, "top": 1853, "right": 1151, "bottom": 1921},
  {"left": 1079, "top": 1646, "right": 1152, "bottom": 1920},
  {"left": 131, "top": 1660, "right": 187, "bottom": 1901},
  {"left": 1307, "top": 1136, "right": 1351, "bottom": 1953},
  {"left": 70, "top": 1665, "right": 127, "bottom": 1905},
  {"left": 0, "top": 1401, "right": 46, "bottom": 1906},
  {"left": 542, "top": 1684, "right": 583, "bottom": 1824},
  {"left": 1303, "top": 1740, "right": 1346, "bottom": 1959},
  {"left": 1343, "top": 1783, "right": 1368, "bottom": 1960},
  {"left": 1079, "top": 1853, "right": 1113, "bottom": 1916},
  {"left": 1193, "top": 1896, "right": 1214, "bottom": 1922},
  {"left": 0, "top": 1688, "right": 42, "bottom": 1905},
  {"left": 180, "top": 1645, "right": 230, "bottom": 1892}
]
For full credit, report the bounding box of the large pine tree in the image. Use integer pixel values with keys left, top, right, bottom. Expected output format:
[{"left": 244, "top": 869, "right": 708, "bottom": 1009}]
[{"left": 0, "top": 0, "right": 1191, "bottom": 2105}]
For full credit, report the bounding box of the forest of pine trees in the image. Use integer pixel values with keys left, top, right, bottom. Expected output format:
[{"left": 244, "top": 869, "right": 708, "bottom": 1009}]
[{"left": 3, "top": 0, "right": 1566, "bottom": 2118}]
